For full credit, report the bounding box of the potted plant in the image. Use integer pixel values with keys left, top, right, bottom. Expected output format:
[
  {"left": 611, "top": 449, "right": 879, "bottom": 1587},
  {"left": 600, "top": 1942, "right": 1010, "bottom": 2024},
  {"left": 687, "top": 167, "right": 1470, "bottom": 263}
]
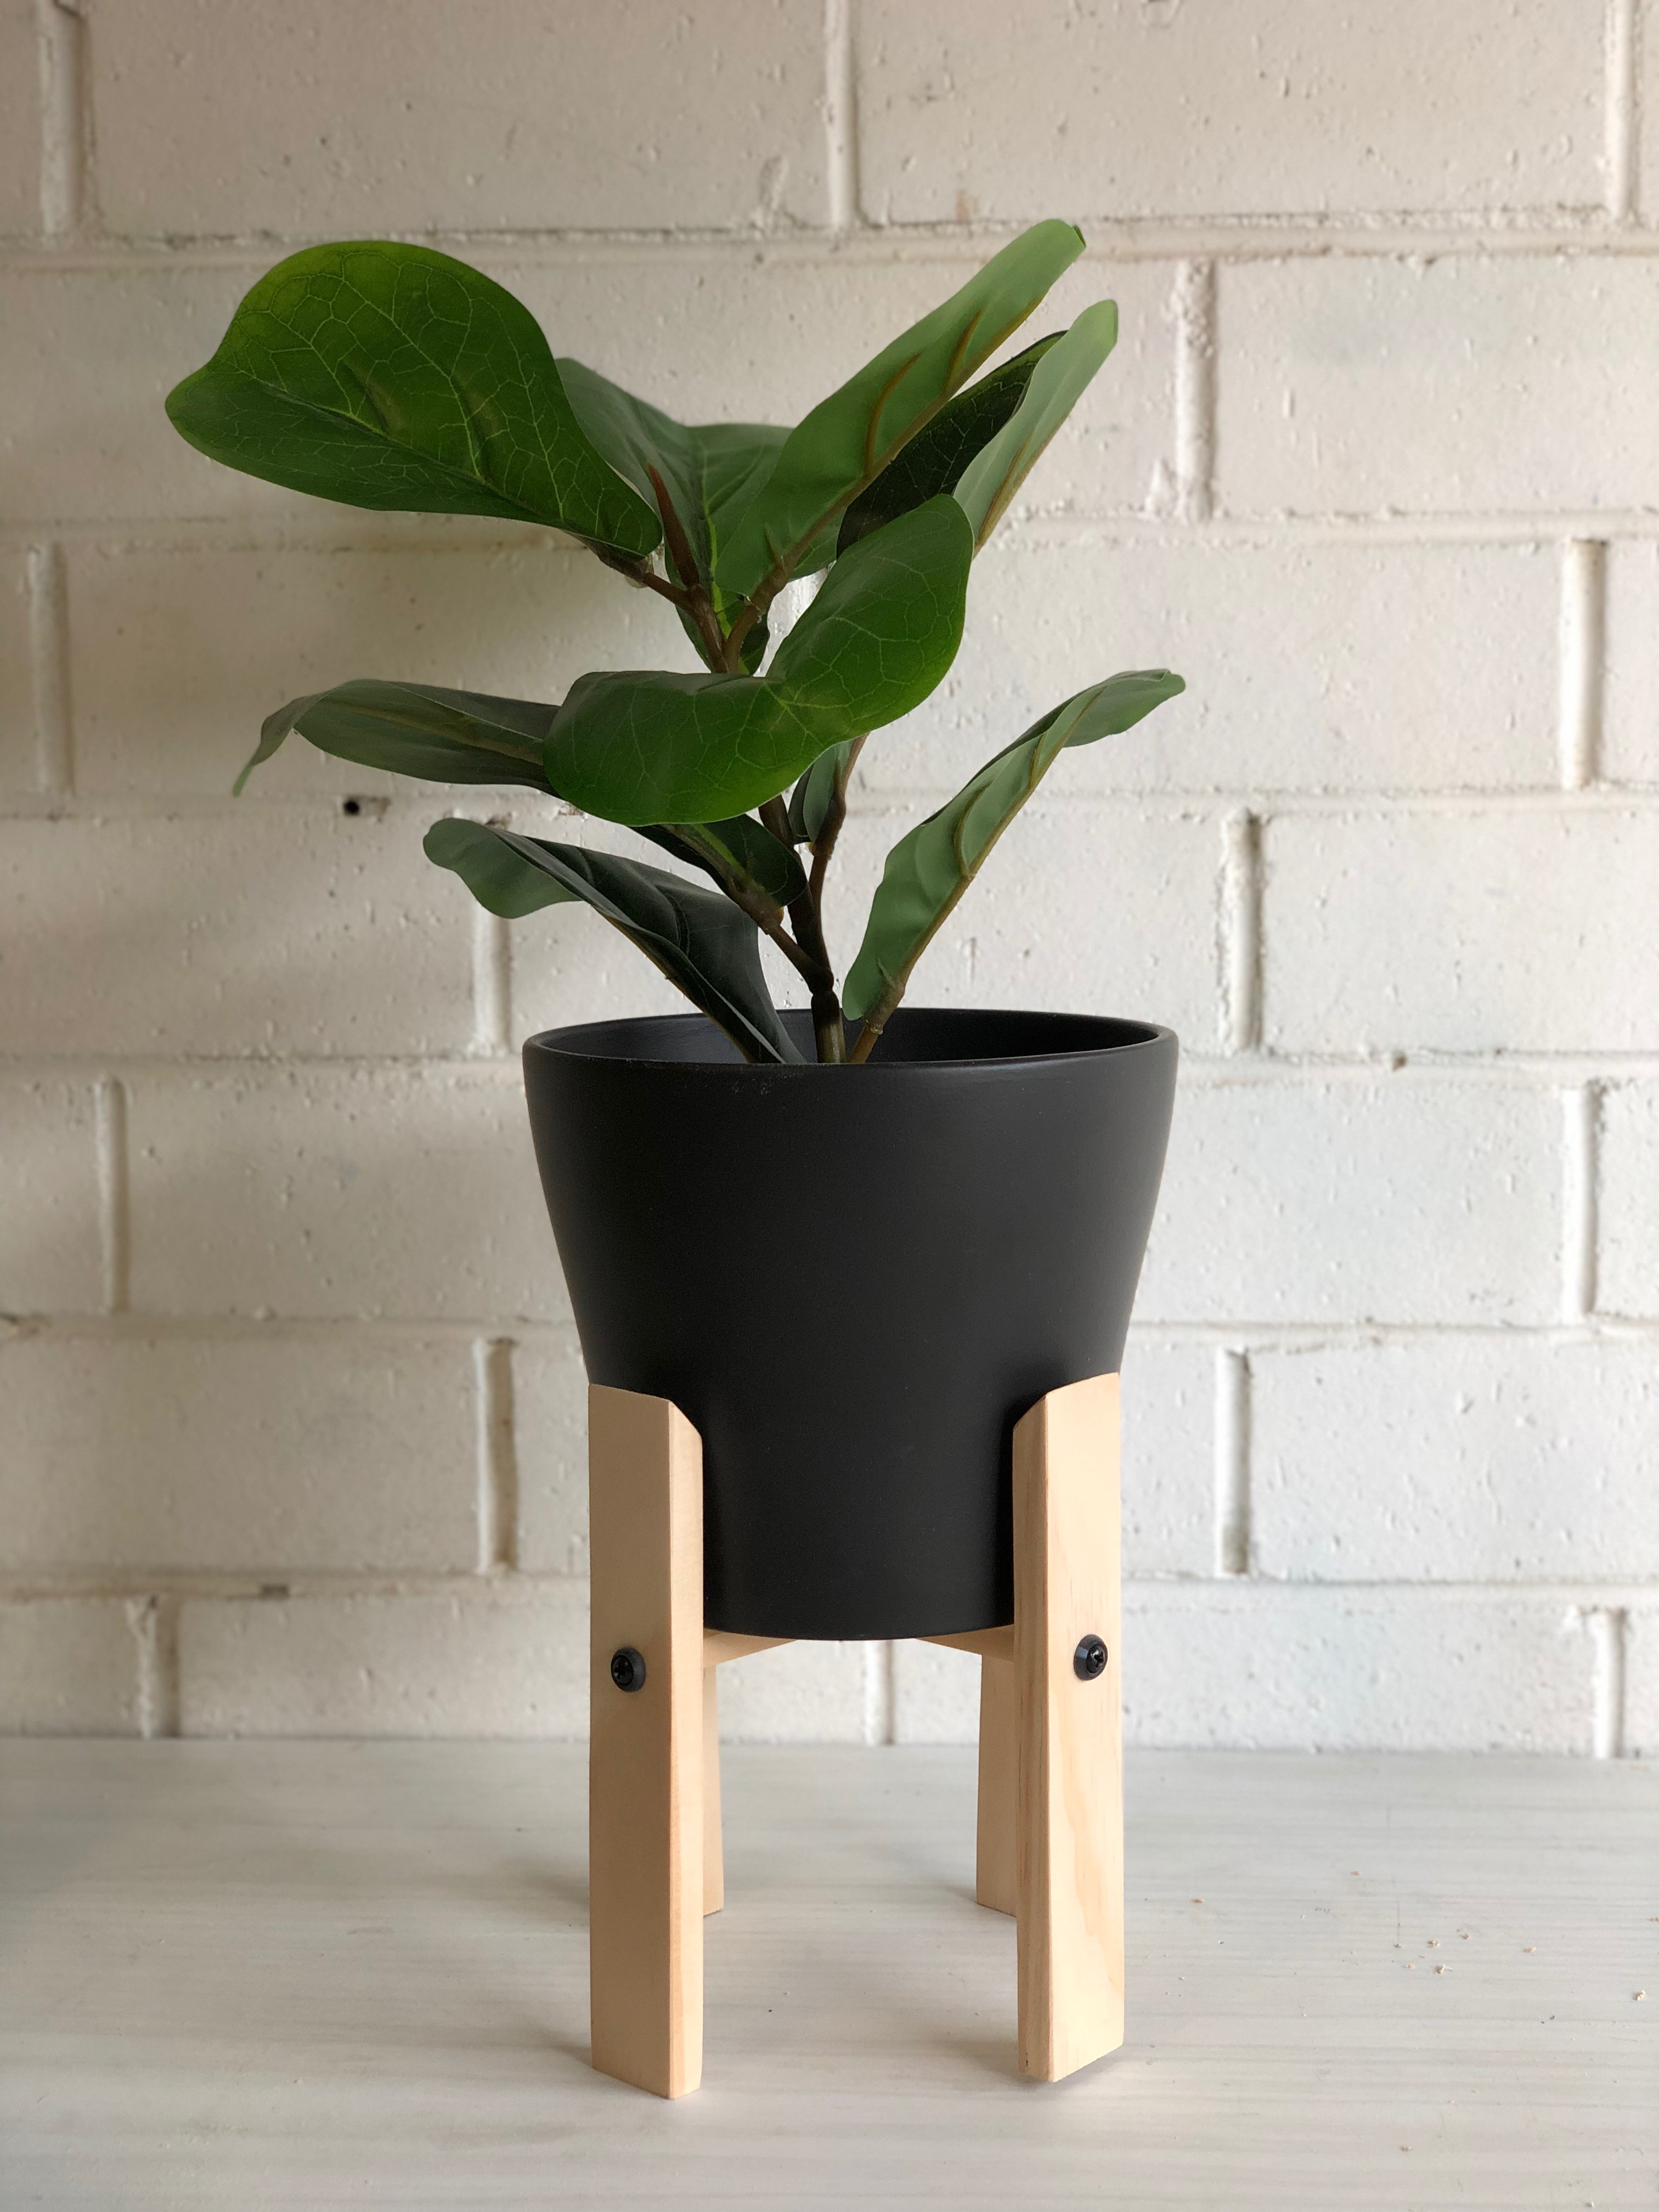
[{"left": 166, "top": 219, "right": 1183, "bottom": 1643}]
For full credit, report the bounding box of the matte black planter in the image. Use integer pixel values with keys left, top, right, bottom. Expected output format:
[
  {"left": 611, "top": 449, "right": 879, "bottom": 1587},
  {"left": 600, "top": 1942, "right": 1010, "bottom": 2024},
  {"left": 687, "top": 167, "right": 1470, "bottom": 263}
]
[{"left": 523, "top": 1007, "right": 1177, "bottom": 1641}]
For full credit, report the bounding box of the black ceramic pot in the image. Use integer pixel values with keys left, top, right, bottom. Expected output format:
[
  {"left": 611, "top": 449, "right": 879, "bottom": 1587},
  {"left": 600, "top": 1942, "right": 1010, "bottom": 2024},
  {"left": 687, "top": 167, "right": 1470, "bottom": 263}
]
[{"left": 523, "top": 1007, "right": 1177, "bottom": 1640}]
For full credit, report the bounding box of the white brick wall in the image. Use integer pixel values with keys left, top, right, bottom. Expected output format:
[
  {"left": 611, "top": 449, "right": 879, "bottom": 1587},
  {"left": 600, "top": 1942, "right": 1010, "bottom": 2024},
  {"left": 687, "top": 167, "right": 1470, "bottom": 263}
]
[{"left": 2, "top": 0, "right": 1653, "bottom": 1754}]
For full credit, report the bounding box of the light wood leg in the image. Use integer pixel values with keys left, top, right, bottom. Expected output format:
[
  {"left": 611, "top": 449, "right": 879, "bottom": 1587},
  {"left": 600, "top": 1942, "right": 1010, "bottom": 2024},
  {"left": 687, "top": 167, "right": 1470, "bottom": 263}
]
[
  {"left": 587, "top": 1384, "right": 703, "bottom": 2099},
  {"left": 702, "top": 1664, "right": 724, "bottom": 1916},
  {"left": 1013, "top": 1372, "right": 1124, "bottom": 2083},
  {"left": 975, "top": 1650, "right": 1018, "bottom": 1915}
]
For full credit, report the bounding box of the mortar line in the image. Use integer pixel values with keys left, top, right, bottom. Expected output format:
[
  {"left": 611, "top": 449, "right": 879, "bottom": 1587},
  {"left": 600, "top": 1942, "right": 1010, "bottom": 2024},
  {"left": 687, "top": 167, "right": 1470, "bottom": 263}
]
[
  {"left": 125, "top": 1594, "right": 180, "bottom": 1739},
  {"left": 1588, "top": 1604, "right": 1629, "bottom": 1757},
  {"left": 1218, "top": 808, "right": 1262, "bottom": 1054},
  {"left": 1215, "top": 1348, "right": 1252, "bottom": 1577},
  {"left": 1606, "top": 0, "right": 1639, "bottom": 222},
  {"left": 25, "top": 543, "right": 73, "bottom": 796},
  {"left": 470, "top": 908, "right": 512, "bottom": 1057},
  {"left": 1558, "top": 539, "right": 1606, "bottom": 789},
  {"left": 1171, "top": 259, "right": 1216, "bottom": 523},
  {"left": 37, "top": 0, "right": 88, "bottom": 239},
  {"left": 94, "top": 1074, "right": 128, "bottom": 1312},
  {"left": 1562, "top": 1082, "right": 1602, "bottom": 1322},
  {"left": 473, "top": 1337, "right": 519, "bottom": 1575},
  {"left": 6, "top": 1313, "right": 1657, "bottom": 1352},
  {"left": 862, "top": 1639, "right": 896, "bottom": 1745},
  {"left": 20, "top": 214, "right": 1659, "bottom": 275},
  {"left": 823, "top": 0, "right": 860, "bottom": 233},
  {"left": 19, "top": 510, "right": 1659, "bottom": 559}
]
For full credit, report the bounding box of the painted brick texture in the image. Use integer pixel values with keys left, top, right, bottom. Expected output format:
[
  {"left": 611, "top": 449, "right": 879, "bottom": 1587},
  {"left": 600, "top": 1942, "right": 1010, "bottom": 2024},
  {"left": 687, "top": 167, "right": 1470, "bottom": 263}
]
[{"left": 1, "top": 0, "right": 1651, "bottom": 1757}]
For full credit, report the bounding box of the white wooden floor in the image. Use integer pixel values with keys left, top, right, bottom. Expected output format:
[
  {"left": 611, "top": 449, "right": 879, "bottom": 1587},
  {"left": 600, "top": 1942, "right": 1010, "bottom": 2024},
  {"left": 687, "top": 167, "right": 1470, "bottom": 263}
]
[{"left": 2, "top": 1742, "right": 1654, "bottom": 2210}]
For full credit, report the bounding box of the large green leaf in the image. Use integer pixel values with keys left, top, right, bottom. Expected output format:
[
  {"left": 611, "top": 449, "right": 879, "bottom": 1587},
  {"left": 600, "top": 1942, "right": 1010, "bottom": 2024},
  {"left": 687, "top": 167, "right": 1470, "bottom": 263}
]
[
  {"left": 953, "top": 301, "right": 1118, "bottom": 549},
  {"left": 166, "top": 242, "right": 660, "bottom": 557},
  {"left": 712, "top": 221, "right": 1085, "bottom": 611},
  {"left": 424, "top": 819, "right": 800, "bottom": 1065},
  {"left": 543, "top": 497, "right": 972, "bottom": 825},
  {"left": 558, "top": 358, "right": 785, "bottom": 607},
  {"left": 843, "top": 669, "right": 1186, "bottom": 1024},
  {"left": 635, "top": 813, "right": 806, "bottom": 909},
  {"left": 836, "top": 333, "right": 1061, "bottom": 554},
  {"left": 237, "top": 679, "right": 558, "bottom": 794}
]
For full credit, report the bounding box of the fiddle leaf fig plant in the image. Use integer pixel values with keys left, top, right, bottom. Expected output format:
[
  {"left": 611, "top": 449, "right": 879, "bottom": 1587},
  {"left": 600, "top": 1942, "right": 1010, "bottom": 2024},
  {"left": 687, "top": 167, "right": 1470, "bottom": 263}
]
[{"left": 167, "top": 222, "right": 1184, "bottom": 1066}]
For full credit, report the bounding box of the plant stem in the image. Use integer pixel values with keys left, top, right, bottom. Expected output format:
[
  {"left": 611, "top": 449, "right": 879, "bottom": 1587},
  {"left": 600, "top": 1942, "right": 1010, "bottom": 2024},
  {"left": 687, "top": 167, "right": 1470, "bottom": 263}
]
[
  {"left": 806, "top": 733, "right": 866, "bottom": 911},
  {"left": 847, "top": 979, "right": 899, "bottom": 1063},
  {"left": 759, "top": 795, "right": 844, "bottom": 1062}
]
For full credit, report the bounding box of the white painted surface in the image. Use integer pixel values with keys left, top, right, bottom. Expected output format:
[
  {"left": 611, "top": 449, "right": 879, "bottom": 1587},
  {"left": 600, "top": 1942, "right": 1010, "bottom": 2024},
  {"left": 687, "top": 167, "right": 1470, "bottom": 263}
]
[
  {"left": 1, "top": 1, "right": 1654, "bottom": 1750},
  {"left": 1, "top": 1742, "right": 1653, "bottom": 2208}
]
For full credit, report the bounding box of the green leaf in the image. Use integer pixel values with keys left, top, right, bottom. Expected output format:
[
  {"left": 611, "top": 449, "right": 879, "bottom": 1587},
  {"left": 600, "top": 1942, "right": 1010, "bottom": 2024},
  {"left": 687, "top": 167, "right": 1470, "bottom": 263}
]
[
  {"left": 558, "top": 358, "right": 786, "bottom": 606},
  {"left": 238, "top": 679, "right": 558, "bottom": 795},
  {"left": 786, "top": 741, "right": 857, "bottom": 845},
  {"left": 423, "top": 819, "right": 801, "bottom": 1065},
  {"left": 543, "top": 497, "right": 972, "bottom": 825},
  {"left": 953, "top": 301, "right": 1118, "bottom": 549},
  {"left": 166, "top": 242, "right": 660, "bottom": 558},
  {"left": 635, "top": 814, "right": 806, "bottom": 909},
  {"left": 712, "top": 221, "right": 1085, "bottom": 610},
  {"left": 836, "top": 334, "right": 1062, "bottom": 554},
  {"left": 843, "top": 669, "right": 1186, "bottom": 1023}
]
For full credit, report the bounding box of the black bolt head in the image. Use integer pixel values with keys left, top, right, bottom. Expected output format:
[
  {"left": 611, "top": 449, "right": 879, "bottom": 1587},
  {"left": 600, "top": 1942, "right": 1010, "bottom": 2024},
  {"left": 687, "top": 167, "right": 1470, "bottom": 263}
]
[
  {"left": 610, "top": 1645, "right": 647, "bottom": 1692},
  {"left": 1074, "top": 1633, "right": 1108, "bottom": 1681}
]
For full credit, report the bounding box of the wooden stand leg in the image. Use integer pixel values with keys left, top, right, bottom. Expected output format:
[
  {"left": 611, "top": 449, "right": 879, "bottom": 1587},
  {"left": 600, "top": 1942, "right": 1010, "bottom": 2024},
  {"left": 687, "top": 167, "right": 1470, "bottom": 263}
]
[
  {"left": 975, "top": 1649, "right": 1017, "bottom": 1915},
  {"left": 587, "top": 1384, "right": 703, "bottom": 2099},
  {"left": 1013, "top": 1372, "right": 1124, "bottom": 2082},
  {"left": 702, "top": 1663, "right": 724, "bottom": 1916}
]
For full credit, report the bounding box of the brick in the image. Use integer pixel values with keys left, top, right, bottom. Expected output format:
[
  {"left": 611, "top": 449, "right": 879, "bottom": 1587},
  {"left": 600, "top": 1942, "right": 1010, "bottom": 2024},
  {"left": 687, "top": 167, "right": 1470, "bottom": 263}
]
[
  {"left": 1216, "top": 259, "right": 1659, "bottom": 517},
  {"left": 0, "top": 1598, "right": 143, "bottom": 1734},
  {"left": 860, "top": 0, "right": 1601, "bottom": 222},
  {"left": 0, "top": 812, "right": 474, "bottom": 1057},
  {"left": 125, "top": 1065, "right": 564, "bottom": 1322},
  {"left": 1137, "top": 1076, "right": 1562, "bottom": 1325},
  {"left": 1603, "top": 540, "right": 1659, "bottom": 788},
  {"left": 0, "top": 1334, "right": 477, "bottom": 1573},
  {"left": 828, "top": 800, "right": 1220, "bottom": 1043},
  {"left": 0, "top": 545, "right": 32, "bottom": 798},
  {"left": 0, "top": 1075, "right": 104, "bottom": 1314},
  {"left": 178, "top": 1582, "right": 588, "bottom": 1737},
  {"left": 64, "top": 538, "right": 686, "bottom": 800},
  {"left": 1627, "top": 1603, "right": 1659, "bottom": 1760},
  {"left": 1120, "top": 1336, "right": 1216, "bottom": 1577},
  {"left": 0, "top": 266, "right": 307, "bottom": 526},
  {"left": 712, "top": 1639, "right": 871, "bottom": 1742},
  {"left": 867, "top": 537, "right": 1559, "bottom": 797},
  {"left": 4, "top": 251, "right": 1167, "bottom": 530},
  {"left": 0, "top": 0, "right": 38, "bottom": 238},
  {"left": 1599, "top": 1085, "right": 1659, "bottom": 1318},
  {"left": 1121, "top": 1585, "right": 1596, "bottom": 1751},
  {"left": 91, "top": 0, "right": 830, "bottom": 238},
  {"left": 1262, "top": 808, "right": 1659, "bottom": 1054},
  {"left": 513, "top": 1328, "right": 589, "bottom": 1575},
  {"left": 1253, "top": 1341, "right": 1659, "bottom": 1581}
]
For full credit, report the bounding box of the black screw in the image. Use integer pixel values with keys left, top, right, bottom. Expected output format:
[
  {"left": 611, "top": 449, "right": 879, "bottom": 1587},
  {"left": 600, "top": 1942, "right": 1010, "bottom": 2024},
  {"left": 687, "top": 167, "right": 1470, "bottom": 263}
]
[
  {"left": 1074, "top": 1634, "right": 1108, "bottom": 1681},
  {"left": 610, "top": 1646, "right": 647, "bottom": 1692}
]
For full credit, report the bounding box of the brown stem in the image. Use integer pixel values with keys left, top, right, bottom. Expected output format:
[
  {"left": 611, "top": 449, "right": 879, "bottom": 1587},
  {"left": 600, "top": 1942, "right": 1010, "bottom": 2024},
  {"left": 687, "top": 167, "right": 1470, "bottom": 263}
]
[
  {"left": 847, "top": 980, "right": 900, "bottom": 1064},
  {"left": 645, "top": 464, "right": 727, "bottom": 670},
  {"left": 806, "top": 733, "right": 866, "bottom": 910},
  {"left": 759, "top": 795, "right": 844, "bottom": 1061}
]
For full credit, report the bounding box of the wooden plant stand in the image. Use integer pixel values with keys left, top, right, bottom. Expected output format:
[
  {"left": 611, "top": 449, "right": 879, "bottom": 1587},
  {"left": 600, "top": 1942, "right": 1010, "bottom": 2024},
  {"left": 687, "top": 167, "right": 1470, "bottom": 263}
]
[{"left": 586, "top": 1373, "right": 1124, "bottom": 2098}]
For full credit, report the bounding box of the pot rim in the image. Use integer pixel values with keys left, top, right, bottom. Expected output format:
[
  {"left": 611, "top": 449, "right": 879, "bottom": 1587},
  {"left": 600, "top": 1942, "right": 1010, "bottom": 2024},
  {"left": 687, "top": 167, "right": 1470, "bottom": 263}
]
[{"left": 523, "top": 1005, "right": 1178, "bottom": 1074}]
